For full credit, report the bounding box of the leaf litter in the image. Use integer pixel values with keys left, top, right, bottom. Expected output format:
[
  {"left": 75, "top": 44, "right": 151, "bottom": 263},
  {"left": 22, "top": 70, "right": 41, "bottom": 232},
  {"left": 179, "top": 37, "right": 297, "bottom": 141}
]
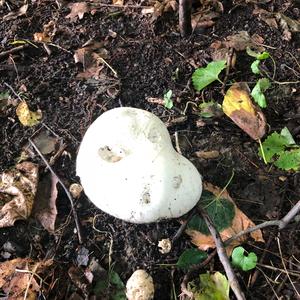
[{"left": 186, "top": 183, "right": 264, "bottom": 255}]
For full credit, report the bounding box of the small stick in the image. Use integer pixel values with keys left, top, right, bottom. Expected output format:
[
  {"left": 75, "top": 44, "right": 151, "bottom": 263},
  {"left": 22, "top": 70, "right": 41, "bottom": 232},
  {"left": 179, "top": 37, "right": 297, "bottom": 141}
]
[
  {"left": 29, "top": 138, "right": 84, "bottom": 244},
  {"left": 0, "top": 44, "right": 29, "bottom": 60},
  {"left": 179, "top": 0, "right": 192, "bottom": 37},
  {"left": 225, "top": 198, "right": 300, "bottom": 246},
  {"left": 198, "top": 207, "right": 246, "bottom": 300}
]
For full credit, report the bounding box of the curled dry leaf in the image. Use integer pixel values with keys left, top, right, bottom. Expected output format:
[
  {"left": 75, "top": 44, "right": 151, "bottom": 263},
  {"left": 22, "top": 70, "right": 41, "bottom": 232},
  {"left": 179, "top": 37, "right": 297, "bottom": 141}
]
[
  {"left": 185, "top": 182, "right": 265, "bottom": 255},
  {"left": 33, "top": 173, "right": 58, "bottom": 233},
  {"left": 66, "top": 2, "right": 90, "bottom": 20},
  {"left": 74, "top": 41, "right": 111, "bottom": 80},
  {"left": 16, "top": 101, "right": 42, "bottom": 127},
  {"left": 0, "top": 162, "right": 39, "bottom": 228},
  {"left": 3, "top": 4, "right": 28, "bottom": 21},
  {"left": 0, "top": 258, "right": 53, "bottom": 299},
  {"left": 222, "top": 82, "right": 266, "bottom": 140},
  {"left": 34, "top": 20, "right": 57, "bottom": 43}
]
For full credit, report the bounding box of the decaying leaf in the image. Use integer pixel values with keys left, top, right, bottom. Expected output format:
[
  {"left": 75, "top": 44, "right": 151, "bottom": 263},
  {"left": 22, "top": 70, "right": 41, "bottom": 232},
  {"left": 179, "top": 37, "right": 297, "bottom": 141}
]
[
  {"left": 66, "top": 2, "right": 90, "bottom": 20},
  {"left": 188, "top": 271, "right": 230, "bottom": 300},
  {"left": 0, "top": 258, "right": 53, "bottom": 299},
  {"left": 3, "top": 4, "right": 28, "bottom": 21},
  {"left": 32, "top": 130, "right": 59, "bottom": 155},
  {"left": 211, "top": 31, "right": 265, "bottom": 54},
  {"left": 33, "top": 173, "right": 58, "bottom": 233},
  {"left": 34, "top": 20, "right": 57, "bottom": 43},
  {"left": 222, "top": 82, "right": 266, "bottom": 140},
  {"left": 0, "top": 162, "right": 39, "bottom": 228},
  {"left": 74, "top": 41, "right": 111, "bottom": 80},
  {"left": 185, "top": 182, "right": 264, "bottom": 255},
  {"left": 16, "top": 101, "right": 42, "bottom": 126},
  {"left": 145, "top": 0, "right": 177, "bottom": 19},
  {"left": 253, "top": 9, "right": 300, "bottom": 41}
]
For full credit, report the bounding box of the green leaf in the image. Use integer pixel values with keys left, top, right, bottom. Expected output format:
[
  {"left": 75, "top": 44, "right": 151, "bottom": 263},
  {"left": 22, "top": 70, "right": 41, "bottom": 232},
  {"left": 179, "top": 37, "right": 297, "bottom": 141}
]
[
  {"left": 189, "top": 272, "right": 230, "bottom": 300},
  {"left": 231, "top": 246, "right": 257, "bottom": 271},
  {"left": 192, "top": 60, "right": 226, "bottom": 92},
  {"left": 280, "top": 127, "right": 296, "bottom": 145},
  {"left": 257, "top": 52, "right": 270, "bottom": 60},
  {"left": 199, "top": 101, "right": 222, "bottom": 118},
  {"left": 258, "top": 132, "right": 288, "bottom": 162},
  {"left": 274, "top": 149, "right": 300, "bottom": 171},
  {"left": 187, "top": 191, "right": 235, "bottom": 235},
  {"left": 251, "top": 60, "right": 260, "bottom": 74},
  {"left": 251, "top": 78, "right": 271, "bottom": 108},
  {"left": 177, "top": 248, "right": 208, "bottom": 269},
  {"left": 246, "top": 47, "right": 270, "bottom": 60},
  {"left": 163, "top": 90, "right": 173, "bottom": 109}
]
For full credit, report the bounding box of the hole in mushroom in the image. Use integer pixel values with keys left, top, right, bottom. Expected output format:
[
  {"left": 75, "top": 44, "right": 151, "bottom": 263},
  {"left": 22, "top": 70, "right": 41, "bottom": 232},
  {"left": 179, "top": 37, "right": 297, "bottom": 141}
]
[{"left": 98, "top": 145, "right": 127, "bottom": 163}]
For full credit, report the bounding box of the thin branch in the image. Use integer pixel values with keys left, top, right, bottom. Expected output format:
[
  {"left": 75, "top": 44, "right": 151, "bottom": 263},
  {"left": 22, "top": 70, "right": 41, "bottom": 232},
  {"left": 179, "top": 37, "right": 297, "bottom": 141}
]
[
  {"left": 225, "top": 198, "right": 300, "bottom": 246},
  {"left": 198, "top": 207, "right": 246, "bottom": 300},
  {"left": 179, "top": 0, "right": 192, "bottom": 37},
  {"left": 29, "top": 138, "right": 84, "bottom": 244},
  {"left": 0, "top": 44, "right": 29, "bottom": 60}
]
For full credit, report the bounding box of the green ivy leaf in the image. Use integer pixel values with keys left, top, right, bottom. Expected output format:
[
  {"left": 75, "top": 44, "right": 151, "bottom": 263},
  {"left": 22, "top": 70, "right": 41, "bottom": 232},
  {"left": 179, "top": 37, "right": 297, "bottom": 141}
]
[
  {"left": 189, "top": 272, "right": 230, "bottom": 300},
  {"left": 274, "top": 149, "right": 300, "bottom": 171},
  {"left": 187, "top": 191, "right": 235, "bottom": 235},
  {"left": 251, "top": 78, "right": 271, "bottom": 108},
  {"left": 251, "top": 60, "right": 261, "bottom": 74},
  {"left": 177, "top": 248, "right": 208, "bottom": 269},
  {"left": 192, "top": 60, "right": 226, "bottom": 92},
  {"left": 163, "top": 90, "right": 173, "bottom": 109},
  {"left": 231, "top": 246, "right": 257, "bottom": 271},
  {"left": 246, "top": 47, "right": 270, "bottom": 60}
]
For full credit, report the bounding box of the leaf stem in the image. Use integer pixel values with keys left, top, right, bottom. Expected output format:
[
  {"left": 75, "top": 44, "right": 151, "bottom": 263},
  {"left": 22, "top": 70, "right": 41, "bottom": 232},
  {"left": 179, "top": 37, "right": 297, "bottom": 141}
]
[
  {"left": 216, "top": 169, "right": 235, "bottom": 199},
  {"left": 258, "top": 139, "right": 267, "bottom": 164}
]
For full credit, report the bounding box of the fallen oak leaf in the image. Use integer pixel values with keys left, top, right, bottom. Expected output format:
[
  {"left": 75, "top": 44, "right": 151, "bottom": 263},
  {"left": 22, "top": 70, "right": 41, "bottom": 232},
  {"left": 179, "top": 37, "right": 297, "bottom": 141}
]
[
  {"left": 222, "top": 82, "right": 266, "bottom": 140},
  {"left": 186, "top": 182, "right": 264, "bottom": 255},
  {"left": 0, "top": 162, "right": 39, "bottom": 228}
]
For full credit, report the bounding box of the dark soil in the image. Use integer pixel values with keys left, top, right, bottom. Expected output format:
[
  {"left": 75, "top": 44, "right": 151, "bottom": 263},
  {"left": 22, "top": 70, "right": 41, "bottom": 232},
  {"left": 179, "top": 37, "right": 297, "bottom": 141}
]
[{"left": 0, "top": 0, "right": 300, "bottom": 299}]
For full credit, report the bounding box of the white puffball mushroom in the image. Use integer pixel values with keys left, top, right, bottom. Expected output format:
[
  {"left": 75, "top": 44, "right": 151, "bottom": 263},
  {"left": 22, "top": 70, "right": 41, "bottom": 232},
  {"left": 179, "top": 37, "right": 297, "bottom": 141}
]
[
  {"left": 76, "top": 107, "right": 202, "bottom": 223},
  {"left": 126, "top": 269, "right": 154, "bottom": 300}
]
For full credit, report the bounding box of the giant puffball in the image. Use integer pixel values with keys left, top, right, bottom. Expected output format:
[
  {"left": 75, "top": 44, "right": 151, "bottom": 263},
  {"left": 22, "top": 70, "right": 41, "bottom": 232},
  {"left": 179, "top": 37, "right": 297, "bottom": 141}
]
[{"left": 76, "top": 107, "right": 202, "bottom": 223}]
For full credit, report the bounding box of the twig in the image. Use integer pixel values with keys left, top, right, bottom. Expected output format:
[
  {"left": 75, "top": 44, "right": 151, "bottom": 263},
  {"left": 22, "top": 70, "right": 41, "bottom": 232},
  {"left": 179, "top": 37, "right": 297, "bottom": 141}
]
[
  {"left": 198, "top": 207, "right": 246, "bottom": 300},
  {"left": 4, "top": 82, "right": 23, "bottom": 101},
  {"left": 179, "top": 0, "right": 192, "bottom": 37},
  {"left": 0, "top": 44, "right": 29, "bottom": 60},
  {"left": 28, "top": 138, "right": 84, "bottom": 244},
  {"left": 276, "top": 237, "right": 300, "bottom": 297},
  {"left": 225, "top": 198, "right": 300, "bottom": 246}
]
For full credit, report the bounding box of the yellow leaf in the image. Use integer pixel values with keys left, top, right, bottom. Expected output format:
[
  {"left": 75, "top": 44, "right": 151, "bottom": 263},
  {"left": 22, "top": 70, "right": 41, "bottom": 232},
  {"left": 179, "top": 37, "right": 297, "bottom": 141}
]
[
  {"left": 16, "top": 101, "right": 42, "bottom": 126},
  {"left": 222, "top": 82, "right": 266, "bottom": 140}
]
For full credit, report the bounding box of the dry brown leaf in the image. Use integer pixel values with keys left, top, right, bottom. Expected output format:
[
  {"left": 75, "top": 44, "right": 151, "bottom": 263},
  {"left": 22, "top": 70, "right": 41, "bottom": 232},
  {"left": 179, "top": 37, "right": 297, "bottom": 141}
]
[
  {"left": 3, "top": 3, "right": 28, "bottom": 21},
  {"left": 151, "top": 0, "right": 178, "bottom": 19},
  {"left": 186, "top": 182, "right": 265, "bottom": 255},
  {"left": 194, "top": 150, "right": 220, "bottom": 159},
  {"left": 32, "top": 130, "right": 59, "bottom": 155},
  {"left": 113, "top": 0, "right": 124, "bottom": 6},
  {"left": 0, "top": 162, "right": 39, "bottom": 228},
  {"left": 66, "top": 2, "right": 90, "bottom": 20},
  {"left": 0, "top": 258, "right": 53, "bottom": 299},
  {"left": 253, "top": 8, "right": 278, "bottom": 29},
  {"left": 74, "top": 41, "right": 110, "bottom": 80},
  {"left": 34, "top": 20, "right": 57, "bottom": 43},
  {"left": 222, "top": 82, "right": 266, "bottom": 140},
  {"left": 33, "top": 173, "right": 58, "bottom": 233}
]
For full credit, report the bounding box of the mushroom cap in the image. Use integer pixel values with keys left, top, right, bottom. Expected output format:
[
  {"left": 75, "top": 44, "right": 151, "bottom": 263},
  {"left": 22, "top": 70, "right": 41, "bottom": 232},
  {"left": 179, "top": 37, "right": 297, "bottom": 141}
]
[
  {"left": 126, "top": 269, "right": 154, "bottom": 300},
  {"left": 76, "top": 107, "right": 202, "bottom": 223}
]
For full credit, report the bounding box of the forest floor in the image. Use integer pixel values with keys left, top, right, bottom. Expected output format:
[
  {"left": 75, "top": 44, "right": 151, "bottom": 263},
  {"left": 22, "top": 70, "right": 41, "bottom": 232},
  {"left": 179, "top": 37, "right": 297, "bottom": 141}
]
[{"left": 0, "top": 0, "right": 300, "bottom": 299}]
